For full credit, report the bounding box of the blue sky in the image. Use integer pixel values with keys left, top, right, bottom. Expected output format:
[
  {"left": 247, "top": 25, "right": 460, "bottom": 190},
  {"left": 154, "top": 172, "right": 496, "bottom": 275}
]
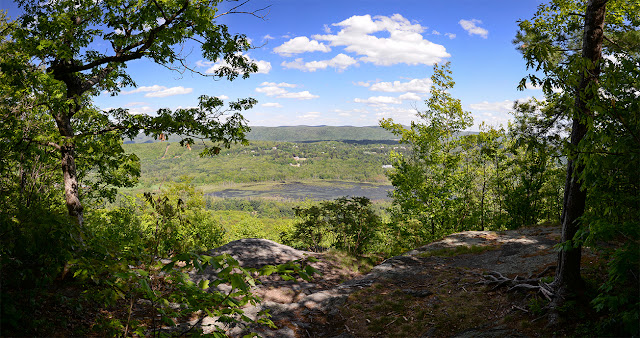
[{"left": 6, "top": 0, "right": 548, "bottom": 130}]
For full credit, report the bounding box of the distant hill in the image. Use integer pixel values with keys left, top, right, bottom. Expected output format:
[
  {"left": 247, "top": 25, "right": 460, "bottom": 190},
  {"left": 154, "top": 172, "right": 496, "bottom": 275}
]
[
  {"left": 124, "top": 126, "right": 399, "bottom": 144},
  {"left": 123, "top": 125, "right": 478, "bottom": 144},
  {"left": 247, "top": 126, "right": 398, "bottom": 142}
]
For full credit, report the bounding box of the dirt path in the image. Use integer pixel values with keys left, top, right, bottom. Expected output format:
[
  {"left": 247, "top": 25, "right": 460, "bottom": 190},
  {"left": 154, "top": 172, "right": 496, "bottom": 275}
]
[{"left": 186, "top": 226, "right": 563, "bottom": 337}]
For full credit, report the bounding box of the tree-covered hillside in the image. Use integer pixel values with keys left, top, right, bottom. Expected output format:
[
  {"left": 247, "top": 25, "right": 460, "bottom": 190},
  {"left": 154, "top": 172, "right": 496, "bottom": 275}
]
[
  {"left": 124, "top": 140, "right": 404, "bottom": 188},
  {"left": 124, "top": 125, "right": 400, "bottom": 143}
]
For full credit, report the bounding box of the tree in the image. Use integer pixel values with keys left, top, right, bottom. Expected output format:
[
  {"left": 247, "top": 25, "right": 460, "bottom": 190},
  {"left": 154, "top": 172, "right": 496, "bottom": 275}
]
[
  {"left": 4, "top": 0, "right": 264, "bottom": 229},
  {"left": 380, "top": 63, "right": 473, "bottom": 244},
  {"left": 516, "top": 0, "right": 639, "bottom": 328},
  {"left": 503, "top": 102, "right": 565, "bottom": 229},
  {"left": 286, "top": 197, "right": 382, "bottom": 255},
  {"left": 463, "top": 123, "right": 508, "bottom": 230}
]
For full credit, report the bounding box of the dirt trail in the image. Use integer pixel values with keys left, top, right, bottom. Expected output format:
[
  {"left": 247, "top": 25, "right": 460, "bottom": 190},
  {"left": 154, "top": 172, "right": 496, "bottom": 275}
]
[{"left": 185, "top": 226, "right": 563, "bottom": 337}]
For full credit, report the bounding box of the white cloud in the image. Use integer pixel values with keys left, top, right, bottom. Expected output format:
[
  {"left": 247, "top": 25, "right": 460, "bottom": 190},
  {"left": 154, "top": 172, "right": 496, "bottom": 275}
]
[
  {"left": 260, "top": 81, "right": 297, "bottom": 88},
  {"left": 399, "top": 92, "right": 421, "bottom": 101},
  {"left": 525, "top": 82, "right": 542, "bottom": 90},
  {"left": 366, "top": 78, "right": 432, "bottom": 93},
  {"left": 121, "top": 85, "right": 192, "bottom": 98},
  {"left": 197, "top": 54, "right": 272, "bottom": 75},
  {"left": 255, "top": 85, "right": 288, "bottom": 96},
  {"left": 312, "top": 14, "right": 450, "bottom": 66},
  {"left": 445, "top": 33, "right": 456, "bottom": 39},
  {"left": 432, "top": 30, "right": 441, "bottom": 35},
  {"left": 459, "top": 19, "right": 488, "bottom": 39},
  {"left": 281, "top": 53, "right": 358, "bottom": 72},
  {"left": 125, "top": 101, "right": 147, "bottom": 106},
  {"left": 261, "top": 102, "right": 283, "bottom": 108},
  {"left": 355, "top": 95, "right": 402, "bottom": 105},
  {"left": 372, "top": 106, "right": 417, "bottom": 124},
  {"left": 278, "top": 91, "right": 319, "bottom": 100},
  {"left": 121, "top": 85, "right": 165, "bottom": 95},
  {"left": 274, "top": 36, "right": 331, "bottom": 56},
  {"left": 253, "top": 60, "right": 272, "bottom": 74},
  {"left": 468, "top": 100, "right": 513, "bottom": 113},
  {"left": 216, "top": 95, "right": 229, "bottom": 100},
  {"left": 255, "top": 83, "right": 319, "bottom": 100},
  {"left": 323, "top": 24, "right": 332, "bottom": 33},
  {"left": 263, "top": 34, "right": 274, "bottom": 40},
  {"left": 145, "top": 86, "right": 192, "bottom": 98},
  {"left": 300, "top": 111, "right": 321, "bottom": 119},
  {"left": 128, "top": 106, "right": 154, "bottom": 115}
]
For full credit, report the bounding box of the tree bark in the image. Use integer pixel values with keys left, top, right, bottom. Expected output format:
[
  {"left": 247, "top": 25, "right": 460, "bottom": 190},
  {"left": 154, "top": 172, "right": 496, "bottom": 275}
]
[
  {"left": 53, "top": 108, "right": 84, "bottom": 228},
  {"left": 553, "top": 0, "right": 607, "bottom": 306}
]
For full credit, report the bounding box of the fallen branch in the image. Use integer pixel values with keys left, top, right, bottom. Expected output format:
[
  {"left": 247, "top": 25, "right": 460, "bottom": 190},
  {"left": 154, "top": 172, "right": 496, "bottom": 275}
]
[{"left": 477, "top": 271, "right": 556, "bottom": 300}]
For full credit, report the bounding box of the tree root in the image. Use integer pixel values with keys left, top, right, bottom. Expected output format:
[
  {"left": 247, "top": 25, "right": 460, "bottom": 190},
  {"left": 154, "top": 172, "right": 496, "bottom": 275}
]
[{"left": 477, "top": 271, "right": 555, "bottom": 301}]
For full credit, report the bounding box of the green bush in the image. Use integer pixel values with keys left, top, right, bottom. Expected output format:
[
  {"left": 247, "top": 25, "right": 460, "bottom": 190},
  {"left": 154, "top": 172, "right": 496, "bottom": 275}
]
[
  {"left": 283, "top": 196, "right": 383, "bottom": 255},
  {"left": 78, "top": 182, "right": 316, "bottom": 336}
]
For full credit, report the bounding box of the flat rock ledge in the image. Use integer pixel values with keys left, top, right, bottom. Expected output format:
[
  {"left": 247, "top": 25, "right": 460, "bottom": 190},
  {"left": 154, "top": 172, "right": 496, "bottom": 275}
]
[{"left": 176, "top": 227, "right": 561, "bottom": 337}]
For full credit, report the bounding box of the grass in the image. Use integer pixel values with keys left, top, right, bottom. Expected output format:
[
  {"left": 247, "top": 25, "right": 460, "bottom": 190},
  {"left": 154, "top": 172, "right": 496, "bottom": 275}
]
[
  {"left": 322, "top": 249, "right": 383, "bottom": 275},
  {"left": 332, "top": 263, "right": 574, "bottom": 338}
]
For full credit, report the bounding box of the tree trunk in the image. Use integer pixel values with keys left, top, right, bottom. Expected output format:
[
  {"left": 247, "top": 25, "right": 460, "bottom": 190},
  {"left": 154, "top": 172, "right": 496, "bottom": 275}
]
[
  {"left": 481, "top": 165, "right": 486, "bottom": 231},
  {"left": 54, "top": 112, "right": 84, "bottom": 228},
  {"left": 552, "top": 0, "right": 607, "bottom": 309}
]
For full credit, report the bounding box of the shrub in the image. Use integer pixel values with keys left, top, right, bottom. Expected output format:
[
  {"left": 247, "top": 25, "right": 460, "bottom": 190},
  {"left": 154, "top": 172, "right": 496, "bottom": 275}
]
[{"left": 283, "top": 196, "right": 382, "bottom": 255}]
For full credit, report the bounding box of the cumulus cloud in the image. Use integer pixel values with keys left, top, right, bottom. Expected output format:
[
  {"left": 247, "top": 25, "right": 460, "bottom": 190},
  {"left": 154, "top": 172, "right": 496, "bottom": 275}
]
[
  {"left": 372, "top": 106, "right": 417, "bottom": 124},
  {"left": 146, "top": 86, "right": 193, "bottom": 98},
  {"left": 126, "top": 105, "right": 154, "bottom": 115},
  {"left": 260, "top": 81, "right": 297, "bottom": 88},
  {"left": 255, "top": 83, "right": 319, "bottom": 100},
  {"left": 121, "top": 85, "right": 192, "bottom": 98},
  {"left": 255, "top": 85, "right": 288, "bottom": 96},
  {"left": 125, "top": 101, "right": 148, "bottom": 106},
  {"left": 121, "top": 85, "right": 165, "bottom": 95},
  {"left": 361, "top": 78, "right": 432, "bottom": 93},
  {"left": 525, "top": 82, "right": 542, "bottom": 90},
  {"left": 459, "top": 19, "right": 488, "bottom": 39},
  {"left": 468, "top": 100, "right": 513, "bottom": 113},
  {"left": 278, "top": 91, "right": 319, "bottom": 100},
  {"left": 445, "top": 33, "right": 456, "bottom": 39},
  {"left": 216, "top": 95, "right": 229, "bottom": 100},
  {"left": 399, "top": 92, "right": 421, "bottom": 101},
  {"left": 300, "top": 111, "right": 321, "bottom": 119},
  {"left": 274, "top": 36, "right": 331, "bottom": 56},
  {"left": 196, "top": 54, "right": 272, "bottom": 75},
  {"left": 311, "top": 14, "right": 450, "bottom": 66},
  {"left": 354, "top": 96, "right": 402, "bottom": 105},
  {"left": 281, "top": 53, "right": 358, "bottom": 72},
  {"left": 253, "top": 60, "right": 273, "bottom": 74},
  {"left": 261, "top": 102, "right": 283, "bottom": 108}
]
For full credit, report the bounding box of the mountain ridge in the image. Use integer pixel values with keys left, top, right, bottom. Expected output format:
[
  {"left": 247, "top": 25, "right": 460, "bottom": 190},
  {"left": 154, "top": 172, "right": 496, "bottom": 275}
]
[{"left": 124, "top": 125, "right": 478, "bottom": 144}]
